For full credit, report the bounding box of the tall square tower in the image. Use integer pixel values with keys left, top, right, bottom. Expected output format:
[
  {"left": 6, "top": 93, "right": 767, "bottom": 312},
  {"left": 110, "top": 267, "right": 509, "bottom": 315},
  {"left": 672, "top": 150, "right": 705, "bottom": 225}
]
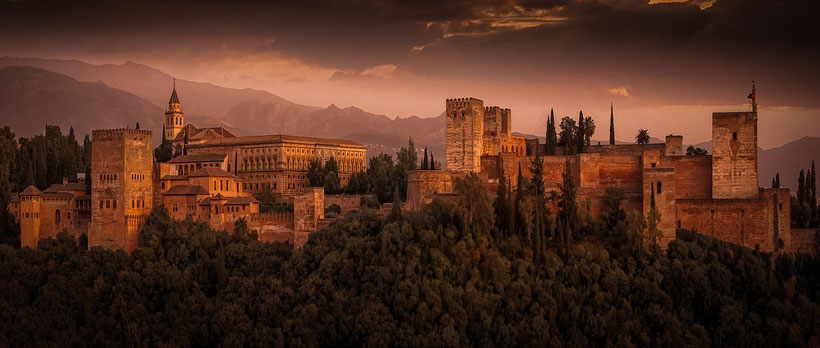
[
  {"left": 711, "top": 112, "right": 758, "bottom": 199},
  {"left": 90, "top": 129, "right": 154, "bottom": 252},
  {"left": 446, "top": 98, "right": 484, "bottom": 172}
]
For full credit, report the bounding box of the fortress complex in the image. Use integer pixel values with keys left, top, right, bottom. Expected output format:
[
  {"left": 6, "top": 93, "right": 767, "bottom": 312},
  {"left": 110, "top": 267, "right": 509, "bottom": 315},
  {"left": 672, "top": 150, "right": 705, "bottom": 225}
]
[
  {"left": 409, "top": 86, "right": 793, "bottom": 252},
  {"left": 10, "top": 85, "right": 352, "bottom": 251}
]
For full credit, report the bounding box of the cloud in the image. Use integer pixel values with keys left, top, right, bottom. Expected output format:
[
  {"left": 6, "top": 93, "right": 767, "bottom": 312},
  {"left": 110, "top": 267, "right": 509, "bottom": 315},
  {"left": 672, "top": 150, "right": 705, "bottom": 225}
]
[
  {"left": 329, "top": 64, "right": 397, "bottom": 81},
  {"left": 608, "top": 86, "right": 630, "bottom": 97}
]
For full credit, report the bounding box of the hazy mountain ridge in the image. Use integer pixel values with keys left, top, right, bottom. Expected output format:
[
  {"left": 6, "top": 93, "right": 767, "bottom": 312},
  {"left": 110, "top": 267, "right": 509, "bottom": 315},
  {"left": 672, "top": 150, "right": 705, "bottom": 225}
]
[{"left": 0, "top": 59, "right": 814, "bottom": 190}]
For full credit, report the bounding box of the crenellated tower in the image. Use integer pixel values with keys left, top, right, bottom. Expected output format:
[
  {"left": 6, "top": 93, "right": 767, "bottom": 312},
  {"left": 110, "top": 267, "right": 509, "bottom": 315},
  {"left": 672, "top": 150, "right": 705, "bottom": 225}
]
[
  {"left": 711, "top": 82, "right": 759, "bottom": 199},
  {"left": 446, "top": 98, "right": 484, "bottom": 172},
  {"left": 164, "top": 79, "right": 184, "bottom": 141}
]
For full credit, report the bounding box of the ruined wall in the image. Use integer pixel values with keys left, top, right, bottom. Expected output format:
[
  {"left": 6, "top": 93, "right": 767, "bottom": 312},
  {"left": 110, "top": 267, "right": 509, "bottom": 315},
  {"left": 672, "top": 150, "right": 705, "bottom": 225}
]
[
  {"left": 712, "top": 112, "right": 758, "bottom": 199},
  {"left": 89, "top": 129, "right": 153, "bottom": 253},
  {"left": 406, "top": 170, "right": 462, "bottom": 211},
  {"left": 446, "top": 98, "right": 484, "bottom": 172},
  {"left": 665, "top": 155, "right": 712, "bottom": 199}
]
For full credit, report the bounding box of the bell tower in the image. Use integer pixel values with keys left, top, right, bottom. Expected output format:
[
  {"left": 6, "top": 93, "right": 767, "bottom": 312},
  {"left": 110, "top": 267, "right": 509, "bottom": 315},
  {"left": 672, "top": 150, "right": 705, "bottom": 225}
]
[{"left": 164, "top": 79, "right": 184, "bottom": 141}]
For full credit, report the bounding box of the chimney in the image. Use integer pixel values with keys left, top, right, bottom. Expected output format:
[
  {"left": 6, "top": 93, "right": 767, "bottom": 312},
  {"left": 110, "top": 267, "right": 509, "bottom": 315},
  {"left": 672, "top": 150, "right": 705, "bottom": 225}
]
[{"left": 62, "top": 177, "right": 69, "bottom": 184}]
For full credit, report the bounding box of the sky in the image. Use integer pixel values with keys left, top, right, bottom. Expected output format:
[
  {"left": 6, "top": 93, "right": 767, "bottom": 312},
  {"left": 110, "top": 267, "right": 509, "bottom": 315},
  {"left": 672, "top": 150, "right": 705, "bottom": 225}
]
[{"left": 1, "top": 0, "right": 819, "bottom": 148}]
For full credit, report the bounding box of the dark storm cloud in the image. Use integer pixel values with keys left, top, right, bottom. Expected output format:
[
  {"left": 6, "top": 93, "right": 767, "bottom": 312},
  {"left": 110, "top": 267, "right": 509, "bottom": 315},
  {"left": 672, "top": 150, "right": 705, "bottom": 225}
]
[{"left": 0, "top": 0, "right": 818, "bottom": 107}]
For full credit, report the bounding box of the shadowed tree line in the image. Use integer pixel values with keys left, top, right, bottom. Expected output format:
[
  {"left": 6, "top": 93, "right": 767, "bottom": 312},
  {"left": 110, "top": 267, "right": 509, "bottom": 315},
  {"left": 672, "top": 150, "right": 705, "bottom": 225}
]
[{"left": 0, "top": 173, "right": 818, "bottom": 346}]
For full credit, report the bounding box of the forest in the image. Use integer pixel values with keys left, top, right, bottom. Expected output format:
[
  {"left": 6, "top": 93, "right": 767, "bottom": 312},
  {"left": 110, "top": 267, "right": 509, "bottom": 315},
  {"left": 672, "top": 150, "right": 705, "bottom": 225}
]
[
  {"left": 0, "top": 125, "right": 818, "bottom": 346},
  {"left": 0, "top": 172, "right": 818, "bottom": 346}
]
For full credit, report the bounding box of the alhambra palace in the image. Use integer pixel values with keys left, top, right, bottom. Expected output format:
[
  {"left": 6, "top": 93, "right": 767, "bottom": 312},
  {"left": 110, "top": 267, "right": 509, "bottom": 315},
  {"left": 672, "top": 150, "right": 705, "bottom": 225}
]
[{"left": 6, "top": 84, "right": 808, "bottom": 253}]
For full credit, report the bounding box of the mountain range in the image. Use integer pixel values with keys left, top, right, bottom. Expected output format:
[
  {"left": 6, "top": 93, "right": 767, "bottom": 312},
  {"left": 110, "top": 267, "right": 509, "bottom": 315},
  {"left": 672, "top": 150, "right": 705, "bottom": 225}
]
[{"left": 0, "top": 57, "right": 816, "bottom": 191}]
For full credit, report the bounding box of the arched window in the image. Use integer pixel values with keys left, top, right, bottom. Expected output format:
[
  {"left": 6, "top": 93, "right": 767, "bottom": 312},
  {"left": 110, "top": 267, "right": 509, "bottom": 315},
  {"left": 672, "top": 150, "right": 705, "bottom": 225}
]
[
  {"left": 55, "top": 209, "right": 61, "bottom": 224},
  {"left": 657, "top": 181, "right": 662, "bottom": 194}
]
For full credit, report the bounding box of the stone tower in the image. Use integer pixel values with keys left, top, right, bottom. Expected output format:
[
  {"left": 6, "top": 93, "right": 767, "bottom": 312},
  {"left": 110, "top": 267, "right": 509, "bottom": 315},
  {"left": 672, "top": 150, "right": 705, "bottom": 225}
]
[
  {"left": 89, "top": 129, "right": 153, "bottom": 252},
  {"left": 446, "top": 98, "right": 484, "bottom": 172},
  {"left": 19, "top": 186, "right": 42, "bottom": 248},
  {"left": 711, "top": 84, "right": 759, "bottom": 199},
  {"left": 164, "top": 80, "right": 184, "bottom": 141}
]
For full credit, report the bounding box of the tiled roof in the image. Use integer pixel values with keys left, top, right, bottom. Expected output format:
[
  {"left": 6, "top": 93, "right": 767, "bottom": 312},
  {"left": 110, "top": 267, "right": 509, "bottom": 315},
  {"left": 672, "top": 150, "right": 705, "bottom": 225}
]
[
  {"left": 188, "top": 167, "right": 237, "bottom": 178},
  {"left": 164, "top": 185, "right": 210, "bottom": 196},
  {"left": 43, "top": 182, "right": 87, "bottom": 193},
  {"left": 168, "top": 153, "right": 227, "bottom": 163},
  {"left": 20, "top": 186, "right": 42, "bottom": 196},
  {"left": 225, "top": 197, "right": 259, "bottom": 205},
  {"left": 42, "top": 192, "right": 74, "bottom": 199},
  {"left": 161, "top": 175, "right": 189, "bottom": 180}
]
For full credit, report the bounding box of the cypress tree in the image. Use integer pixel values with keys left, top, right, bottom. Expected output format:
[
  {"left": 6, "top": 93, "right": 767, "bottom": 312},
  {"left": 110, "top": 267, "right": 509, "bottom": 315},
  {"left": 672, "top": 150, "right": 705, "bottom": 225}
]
[
  {"left": 422, "top": 147, "right": 429, "bottom": 170},
  {"left": 772, "top": 177, "right": 776, "bottom": 189},
  {"left": 798, "top": 170, "right": 806, "bottom": 204},
  {"left": 429, "top": 152, "right": 435, "bottom": 170},
  {"left": 549, "top": 110, "right": 557, "bottom": 155},
  {"left": 609, "top": 103, "right": 615, "bottom": 145},
  {"left": 775, "top": 173, "right": 781, "bottom": 188},
  {"left": 545, "top": 109, "right": 557, "bottom": 156},
  {"left": 494, "top": 169, "right": 509, "bottom": 238},
  {"left": 558, "top": 157, "right": 577, "bottom": 261},
  {"left": 811, "top": 160, "right": 817, "bottom": 209},
  {"left": 577, "top": 111, "right": 586, "bottom": 154},
  {"left": 508, "top": 183, "right": 516, "bottom": 239}
]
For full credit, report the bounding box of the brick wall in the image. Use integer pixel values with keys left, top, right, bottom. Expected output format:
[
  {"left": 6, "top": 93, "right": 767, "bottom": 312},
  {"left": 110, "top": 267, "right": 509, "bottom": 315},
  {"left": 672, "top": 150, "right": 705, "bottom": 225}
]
[
  {"left": 712, "top": 112, "right": 758, "bottom": 199},
  {"left": 446, "top": 98, "right": 484, "bottom": 172}
]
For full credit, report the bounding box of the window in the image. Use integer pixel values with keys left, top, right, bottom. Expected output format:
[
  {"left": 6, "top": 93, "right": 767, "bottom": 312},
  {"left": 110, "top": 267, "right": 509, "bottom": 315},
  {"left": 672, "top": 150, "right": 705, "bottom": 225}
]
[
  {"left": 113, "top": 200, "right": 117, "bottom": 209},
  {"left": 651, "top": 163, "right": 656, "bottom": 168},
  {"left": 732, "top": 132, "right": 738, "bottom": 140},
  {"left": 55, "top": 209, "right": 61, "bottom": 224},
  {"left": 162, "top": 182, "right": 166, "bottom": 190},
  {"left": 100, "top": 201, "right": 104, "bottom": 209},
  {"left": 105, "top": 200, "right": 110, "bottom": 209},
  {"left": 677, "top": 220, "right": 681, "bottom": 229},
  {"left": 657, "top": 181, "right": 662, "bottom": 194},
  {"left": 779, "top": 203, "right": 783, "bottom": 211},
  {"left": 741, "top": 209, "right": 745, "bottom": 217}
]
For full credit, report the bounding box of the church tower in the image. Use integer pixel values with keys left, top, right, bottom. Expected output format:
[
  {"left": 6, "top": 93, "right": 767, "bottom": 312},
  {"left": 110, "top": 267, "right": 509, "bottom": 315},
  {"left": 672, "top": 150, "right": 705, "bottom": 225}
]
[{"left": 164, "top": 79, "right": 184, "bottom": 141}]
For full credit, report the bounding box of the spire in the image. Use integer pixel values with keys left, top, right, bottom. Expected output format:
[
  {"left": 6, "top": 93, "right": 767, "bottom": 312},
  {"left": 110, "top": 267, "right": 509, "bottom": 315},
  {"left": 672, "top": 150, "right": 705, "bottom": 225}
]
[{"left": 169, "top": 78, "right": 180, "bottom": 104}]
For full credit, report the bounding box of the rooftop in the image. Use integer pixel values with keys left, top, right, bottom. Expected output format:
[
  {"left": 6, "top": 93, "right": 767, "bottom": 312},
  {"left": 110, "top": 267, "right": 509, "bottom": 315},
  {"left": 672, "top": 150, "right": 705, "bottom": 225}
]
[
  {"left": 168, "top": 153, "right": 228, "bottom": 163},
  {"left": 163, "top": 185, "right": 210, "bottom": 196},
  {"left": 188, "top": 134, "right": 365, "bottom": 148},
  {"left": 188, "top": 167, "right": 238, "bottom": 178}
]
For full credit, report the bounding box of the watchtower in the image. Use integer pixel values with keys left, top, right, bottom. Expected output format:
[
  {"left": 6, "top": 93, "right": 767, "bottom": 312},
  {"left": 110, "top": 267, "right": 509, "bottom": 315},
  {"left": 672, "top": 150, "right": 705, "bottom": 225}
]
[
  {"left": 711, "top": 83, "right": 759, "bottom": 199},
  {"left": 89, "top": 129, "right": 154, "bottom": 252},
  {"left": 19, "top": 186, "right": 42, "bottom": 248},
  {"left": 446, "top": 98, "right": 484, "bottom": 172}
]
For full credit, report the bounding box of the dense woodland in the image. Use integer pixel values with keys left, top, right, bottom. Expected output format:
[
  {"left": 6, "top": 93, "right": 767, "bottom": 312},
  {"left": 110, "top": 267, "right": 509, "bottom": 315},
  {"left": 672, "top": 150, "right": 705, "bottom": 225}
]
[
  {"left": 0, "top": 125, "right": 818, "bottom": 346},
  {"left": 0, "top": 174, "right": 817, "bottom": 346}
]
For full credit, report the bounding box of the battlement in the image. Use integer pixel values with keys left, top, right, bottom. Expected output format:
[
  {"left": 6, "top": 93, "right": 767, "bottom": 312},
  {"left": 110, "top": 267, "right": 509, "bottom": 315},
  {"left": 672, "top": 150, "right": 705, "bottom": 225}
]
[
  {"left": 446, "top": 97, "right": 483, "bottom": 109},
  {"left": 484, "top": 106, "right": 511, "bottom": 113},
  {"left": 92, "top": 129, "right": 153, "bottom": 138}
]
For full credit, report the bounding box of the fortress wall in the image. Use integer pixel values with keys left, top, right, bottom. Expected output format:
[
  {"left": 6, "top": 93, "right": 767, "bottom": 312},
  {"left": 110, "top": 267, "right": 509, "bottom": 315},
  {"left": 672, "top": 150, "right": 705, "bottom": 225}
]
[
  {"left": 406, "top": 170, "right": 463, "bottom": 210},
  {"left": 712, "top": 112, "right": 759, "bottom": 199},
  {"left": 666, "top": 156, "right": 712, "bottom": 199},
  {"left": 324, "top": 194, "right": 363, "bottom": 214},
  {"left": 677, "top": 197, "right": 776, "bottom": 251}
]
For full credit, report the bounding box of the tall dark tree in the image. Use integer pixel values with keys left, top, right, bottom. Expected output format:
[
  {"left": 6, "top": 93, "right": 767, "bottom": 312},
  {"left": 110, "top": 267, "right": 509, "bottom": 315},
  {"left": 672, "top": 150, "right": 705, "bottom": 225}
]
[
  {"left": 810, "top": 160, "right": 817, "bottom": 210},
  {"left": 323, "top": 157, "right": 341, "bottom": 194},
  {"left": 609, "top": 103, "right": 615, "bottom": 145},
  {"left": 557, "top": 158, "right": 577, "bottom": 261},
  {"left": 421, "top": 147, "right": 429, "bottom": 170},
  {"left": 307, "top": 160, "right": 324, "bottom": 187},
  {"left": 798, "top": 169, "right": 806, "bottom": 204},
  {"left": 388, "top": 184, "right": 402, "bottom": 221},
  {"left": 429, "top": 152, "right": 436, "bottom": 170},
  {"left": 183, "top": 130, "right": 189, "bottom": 155},
  {"left": 545, "top": 108, "right": 557, "bottom": 155},
  {"left": 577, "top": 111, "right": 586, "bottom": 153},
  {"left": 494, "top": 169, "right": 509, "bottom": 239},
  {"left": 558, "top": 116, "right": 577, "bottom": 155},
  {"left": 775, "top": 173, "right": 781, "bottom": 188}
]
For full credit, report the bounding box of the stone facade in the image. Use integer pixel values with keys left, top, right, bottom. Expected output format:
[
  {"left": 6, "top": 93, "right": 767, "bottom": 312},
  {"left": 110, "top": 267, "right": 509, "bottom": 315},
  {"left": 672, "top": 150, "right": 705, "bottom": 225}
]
[
  {"left": 89, "top": 129, "right": 153, "bottom": 253},
  {"left": 446, "top": 98, "right": 484, "bottom": 172},
  {"left": 712, "top": 112, "right": 759, "bottom": 199}
]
